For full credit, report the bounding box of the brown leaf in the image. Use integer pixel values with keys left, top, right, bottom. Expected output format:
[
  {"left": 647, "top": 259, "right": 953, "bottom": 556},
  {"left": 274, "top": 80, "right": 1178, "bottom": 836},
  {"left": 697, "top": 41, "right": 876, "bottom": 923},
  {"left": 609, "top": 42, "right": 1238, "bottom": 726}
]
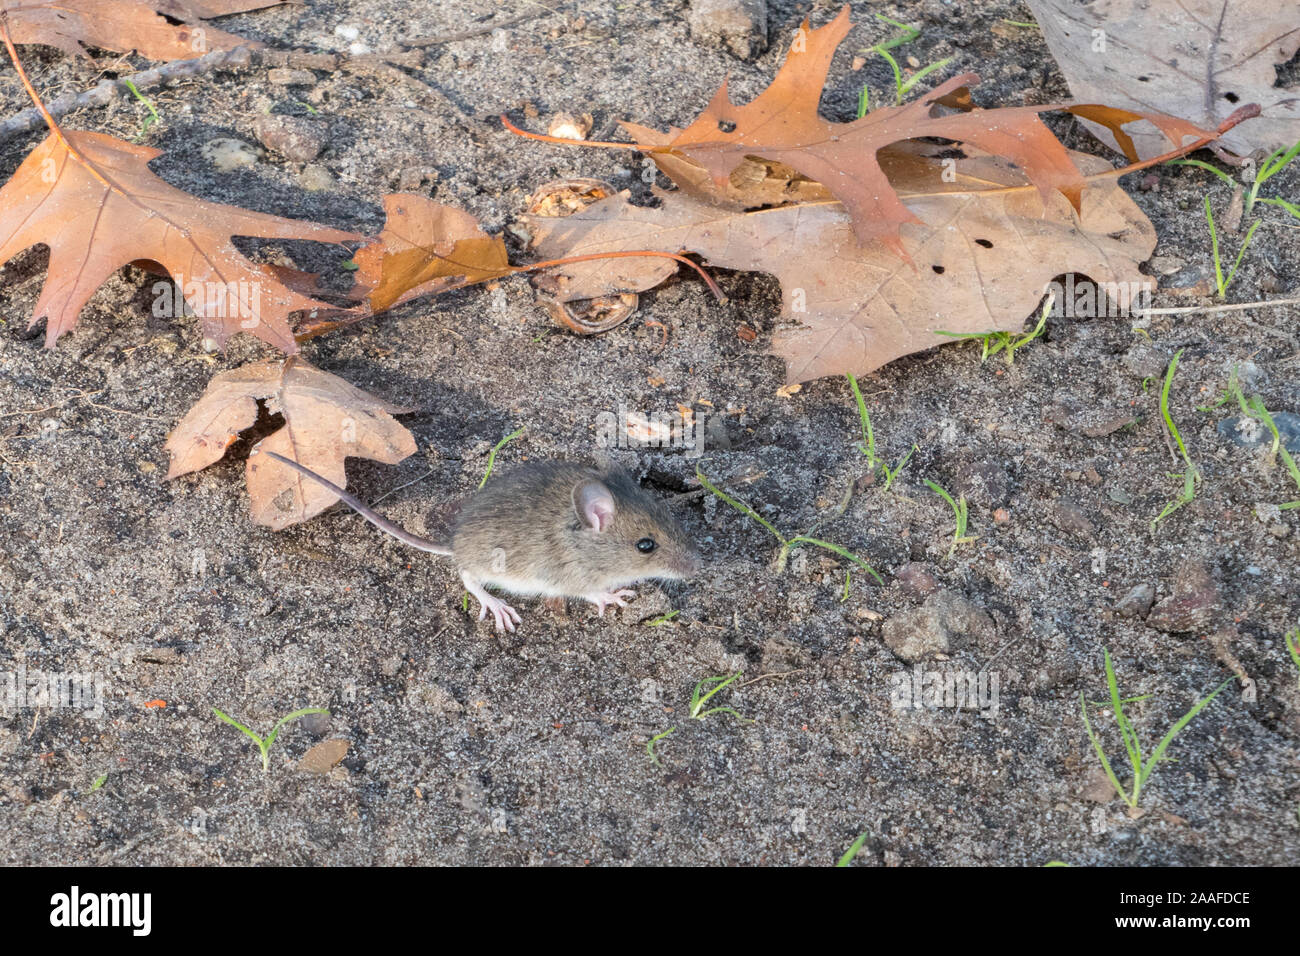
[
  {"left": 352, "top": 194, "right": 511, "bottom": 314},
  {"left": 525, "top": 147, "right": 1156, "bottom": 382},
  {"left": 643, "top": 4, "right": 1208, "bottom": 254},
  {"left": 297, "top": 738, "right": 349, "bottom": 774},
  {"left": 2, "top": 0, "right": 284, "bottom": 61},
  {"left": 621, "top": 121, "right": 832, "bottom": 210},
  {"left": 0, "top": 130, "right": 357, "bottom": 352},
  {"left": 1026, "top": 0, "right": 1300, "bottom": 158},
  {"left": 165, "top": 357, "right": 416, "bottom": 529}
]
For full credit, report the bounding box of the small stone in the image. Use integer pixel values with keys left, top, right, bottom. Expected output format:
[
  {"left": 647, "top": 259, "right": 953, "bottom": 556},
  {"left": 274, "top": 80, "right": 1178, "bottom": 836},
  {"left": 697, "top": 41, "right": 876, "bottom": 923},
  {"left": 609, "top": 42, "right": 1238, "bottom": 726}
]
[
  {"left": 396, "top": 167, "right": 438, "bottom": 192},
  {"left": 1147, "top": 562, "right": 1220, "bottom": 633},
  {"left": 1050, "top": 499, "right": 1095, "bottom": 537},
  {"left": 881, "top": 590, "right": 995, "bottom": 662},
  {"left": 297, "top": 164, "right": 336, "bottom": 192},
  {"left": 547, "top": 111, "right": 593, "bottom": 141},
  {"left": 1122, "top": 343, "right": 1169, "bottom": 380},
  {"left": 894, "top": 562, "right": 940, "bottom": 600},
  {"left": 1080, "top": 766, "right": 1118, "bottom": 803},
  {"left": 254, "top": 115, "right": 329, "bottom": 163},
  {"left": 1148, "top": 254, "right": 1185, "bottom": 275},
  {"left": 1114, "top": 583, "right": 1156, "bottom": 619},
  {"left": 1065, "top": 408, "right": 1138, "bottom": 438},
  {"left": 298, "top": 712, "right": 331, "bottom": 736},
  {"left": 200, "top": 137, "right": 262, "bottom": 172},
  {"left": 688, "top": 0, "right": 768, "bottom": 60},
  {"left": 1217, "top": 411, "right": 1300, "bottom": 453}
]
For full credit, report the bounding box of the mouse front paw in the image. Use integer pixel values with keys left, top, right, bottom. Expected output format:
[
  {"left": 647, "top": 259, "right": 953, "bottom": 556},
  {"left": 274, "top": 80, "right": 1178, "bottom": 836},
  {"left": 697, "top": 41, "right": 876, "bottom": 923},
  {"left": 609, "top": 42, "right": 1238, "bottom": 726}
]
[{"left": 587, "top": 589, "right": 637, "bottom": 618}]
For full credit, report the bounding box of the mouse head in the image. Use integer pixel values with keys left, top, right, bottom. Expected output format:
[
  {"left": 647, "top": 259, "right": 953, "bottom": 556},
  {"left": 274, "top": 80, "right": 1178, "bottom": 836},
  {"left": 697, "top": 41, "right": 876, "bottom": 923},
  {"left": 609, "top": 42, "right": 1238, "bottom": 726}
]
[{"left": 571, "top": 470, "right": 702, "bottom": 587}]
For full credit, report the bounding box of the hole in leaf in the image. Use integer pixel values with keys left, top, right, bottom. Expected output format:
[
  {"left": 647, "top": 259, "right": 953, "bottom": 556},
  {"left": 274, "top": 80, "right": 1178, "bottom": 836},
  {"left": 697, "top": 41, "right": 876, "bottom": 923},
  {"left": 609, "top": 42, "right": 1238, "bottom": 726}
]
[
  {"left": 1224, "top": 92, "right": 1239, "bottom": 103},
  {"left": 975, "top": 238, "right": 994, "bottom": 248},
  {"left": 932, "top": 265, "right": 945, "bottom": 274},
  {"left": 717, "top": 120, "right": 737, "bottom": 133},
  {"left": 1137, "top": 75, "right": 1150, "bottom": 82}
]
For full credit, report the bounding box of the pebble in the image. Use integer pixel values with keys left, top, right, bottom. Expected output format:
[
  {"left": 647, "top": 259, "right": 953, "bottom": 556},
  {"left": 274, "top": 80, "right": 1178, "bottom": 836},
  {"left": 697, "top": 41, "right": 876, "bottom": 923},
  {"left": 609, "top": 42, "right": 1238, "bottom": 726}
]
[
  {"left": 1216, "top": 411, "right": 1300, "bottom": 453},
  {"left": 687, "top": 0, "right": 768, "bottom": 60},
  {"left": 893, "top": 562, "right": 940, "bottom": 599},
  {"left": 1147, "top": 561, "right": 1220, "bottom": 633},
  {"left": 1113, "top": 582, "right": 1156, "bottom": 619},
  {"left": 881, "top": 590, "right": 995, "bottom": 662},
  {"left": 200, "top": 137, "right": 262, "bottom": 172},
  {"left": 254, "top": 115, "right": 329, "bottom": 163},
  {"left": 1050, "top": 499, "right": 1095, "bottom": 537},
  {"left": 297, "top": 164, "right": 336, "bottom": 192}
]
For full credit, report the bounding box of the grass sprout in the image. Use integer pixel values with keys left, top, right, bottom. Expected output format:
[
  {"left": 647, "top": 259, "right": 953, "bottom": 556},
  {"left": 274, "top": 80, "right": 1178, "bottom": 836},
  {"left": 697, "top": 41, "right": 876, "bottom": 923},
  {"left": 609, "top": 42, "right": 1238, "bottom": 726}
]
[
  {"left": 121, "top": 78, "right": 160, "bottom": 139},
  {"left": 836, "top": 831, "right": 870, "bottom": 866},
  {"left": 847, "top": 373, "right": 916, "bottom": 490},
  {"left": 479, "top": 426, "right": 525, "bottom": 488},
  {"left": 1286, "top": 626, "right": 1300, "bottom": 687},
  {"left": 1202, "top": 367, "right": 1300, "bottom": 509},
  {"left": 1204, "top": 196, "right": 1260, "bottom": 298},
  {"left": 924, "top": 479, "right": 974, "bottom": 558},
  {"left": 646, "top": 672, "right": 751, "bottom": 766},
  {"left": 697, "top": 468, "right": 883, "bottom": 584},
  {"left": 1170, "top": 143, "right": 1300, "bottom": 298},
  {"left": 212, "top": 706, "right": 329, "bottom": 773},
  {"left": 935, "top": 295, "right": 1050, "bottom": 364},
  {"left": 1079, "top": 648, "right": 1232, "bottom": 809},
  {"left": 856, "top": 14, "right": 951, "bottom": 114},
  {"left": 1151, "top": 349, "right": 1201, "bottom": 529}
]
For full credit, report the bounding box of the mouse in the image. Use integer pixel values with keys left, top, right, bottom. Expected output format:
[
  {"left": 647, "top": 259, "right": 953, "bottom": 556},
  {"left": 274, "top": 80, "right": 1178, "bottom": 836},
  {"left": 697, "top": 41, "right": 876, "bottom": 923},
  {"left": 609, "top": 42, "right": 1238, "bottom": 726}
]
[{"left": 252, "top": 447, "right": 702, "bottom": 632}]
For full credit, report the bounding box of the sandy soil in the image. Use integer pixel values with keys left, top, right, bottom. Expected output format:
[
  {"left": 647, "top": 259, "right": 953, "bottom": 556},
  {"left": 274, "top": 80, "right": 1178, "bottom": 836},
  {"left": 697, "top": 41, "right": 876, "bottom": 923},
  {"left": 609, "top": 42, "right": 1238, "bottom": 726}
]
[{"left": 1, "top": 0, "right": 1297, "bottom": 865}]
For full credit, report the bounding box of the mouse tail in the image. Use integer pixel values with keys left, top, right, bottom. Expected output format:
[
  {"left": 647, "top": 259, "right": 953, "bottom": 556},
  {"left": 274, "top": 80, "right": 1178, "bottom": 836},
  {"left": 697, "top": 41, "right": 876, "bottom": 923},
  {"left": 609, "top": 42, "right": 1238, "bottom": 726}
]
[{"left": 253, "top": 448, "right": 453, "bottom": 557}]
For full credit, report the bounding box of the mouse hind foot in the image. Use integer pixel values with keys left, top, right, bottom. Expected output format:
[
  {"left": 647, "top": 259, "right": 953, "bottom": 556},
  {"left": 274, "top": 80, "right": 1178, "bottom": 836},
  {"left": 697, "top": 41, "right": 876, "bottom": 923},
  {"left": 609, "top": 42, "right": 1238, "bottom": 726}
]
[{"left": 462, "top": 573, "right": 522, "bottom": 633}]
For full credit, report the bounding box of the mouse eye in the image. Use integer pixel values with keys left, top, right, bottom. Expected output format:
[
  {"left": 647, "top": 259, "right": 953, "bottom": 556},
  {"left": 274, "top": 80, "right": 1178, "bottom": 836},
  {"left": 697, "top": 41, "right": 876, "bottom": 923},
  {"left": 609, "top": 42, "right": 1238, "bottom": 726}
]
[{"left": 636, "top": 537, "right": 657, "bottom": 554}]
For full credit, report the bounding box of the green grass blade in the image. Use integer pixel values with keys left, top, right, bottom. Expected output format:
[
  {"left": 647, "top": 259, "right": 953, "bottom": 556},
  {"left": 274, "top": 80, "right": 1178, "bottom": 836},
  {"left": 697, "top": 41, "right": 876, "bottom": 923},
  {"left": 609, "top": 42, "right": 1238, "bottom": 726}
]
[
  {"left": 1167, "top": 158, "right": 1236, "bottom": 187},
  {"left": 837, "top": 831, "right": 870, "bottom": 867},
  {"left": 1137, "top": 678, "right": 1234, "bottom": 792},
  {"left": 788, "top": 536, "right": 884, "bottom": 584},
  {"left": 212, "top": 708, "right": 264, "bottom": 749},
  {"left": 1079, "top": 691, "right": 1130, "bottom": 806},
  {"left": 696, "top": 468, "right": 787, "bottom": 544},
  {"left": 480, "top": 426, "right": 525, "bottom": 488}
]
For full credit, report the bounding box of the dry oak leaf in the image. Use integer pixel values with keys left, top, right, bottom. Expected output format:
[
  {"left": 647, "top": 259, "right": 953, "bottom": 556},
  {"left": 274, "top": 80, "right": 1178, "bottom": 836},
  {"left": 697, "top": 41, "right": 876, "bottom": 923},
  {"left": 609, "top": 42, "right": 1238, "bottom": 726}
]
[
  {"left": 0, "top": 130, "right": 358, "bottom": 352},
  {"left": 642, "top": 4, "right": 1207, "bottom": 256},
  {"left": 1, "top": 0, "right": 285, "bottom": 61},
  {"left": 1025, "top": 0, "right": 1300, "bottom": 159},
  {"left": 165, "top": 356, "right": 416, "bottom": 530},
  {"left": 524, "top": 147, "right": 1157, "bottom": 383},
  {"left": 352, "top": 193, "right": 511, "bottom": 314}
]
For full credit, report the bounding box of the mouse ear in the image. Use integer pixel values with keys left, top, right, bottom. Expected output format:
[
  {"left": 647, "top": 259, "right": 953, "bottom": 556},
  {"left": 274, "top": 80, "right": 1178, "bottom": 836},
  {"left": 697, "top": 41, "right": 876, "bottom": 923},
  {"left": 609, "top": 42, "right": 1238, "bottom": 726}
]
[{"left": 573, "top": 479, "right": 617, "bottom": 532}]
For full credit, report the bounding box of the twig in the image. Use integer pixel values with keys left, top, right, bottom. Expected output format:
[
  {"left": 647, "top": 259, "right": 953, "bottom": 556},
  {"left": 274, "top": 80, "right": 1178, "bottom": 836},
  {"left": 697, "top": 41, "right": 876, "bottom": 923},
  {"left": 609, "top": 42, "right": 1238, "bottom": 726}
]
[
  {"left": 0, "top": 45, "right": 259, "bottom": 144},
  {"left": 402, "top": 4, "right": 555, "bottom": 48},
  {"left": 1134, "top": 296, "right": 1300, "bottom": 317},
  {"left": 738, "top": 669, "right": 806, "bottom": 688},
  {"left": 0, "top": 44, "right": 466, "bottom": 145}
]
